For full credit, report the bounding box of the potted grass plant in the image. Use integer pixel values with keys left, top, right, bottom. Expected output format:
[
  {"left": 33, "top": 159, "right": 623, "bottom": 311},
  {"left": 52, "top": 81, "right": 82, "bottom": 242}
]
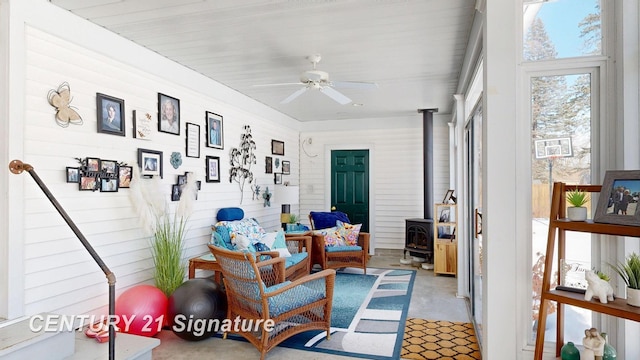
[
  {"left": 610, "top": 252, "right": 640, "bottom": 307},
  {"left": 130, "top": 167, "right": 196, "bottom": 297},
  {"left": 566, "top": 189, "right": 589, "bottom": 221}
]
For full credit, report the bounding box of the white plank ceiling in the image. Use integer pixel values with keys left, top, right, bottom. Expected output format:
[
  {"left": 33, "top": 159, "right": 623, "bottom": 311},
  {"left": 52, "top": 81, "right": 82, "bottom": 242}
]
[{"left": 50, "top": 0, "right": 477, "bottom": 122}]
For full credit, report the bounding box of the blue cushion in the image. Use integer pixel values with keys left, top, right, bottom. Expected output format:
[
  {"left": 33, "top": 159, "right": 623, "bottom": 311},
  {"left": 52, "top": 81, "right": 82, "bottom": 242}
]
[
  {"left": 310, "top": 211, "right": 350, "bottom": 230},
  {"left": 284, "top": 252, "right": 308, "bottom": 268},
  {"left": 215, "top": 226, "right": 234, "bottom": 249},
  {"left": 217, "top": 207, "right": 244, "bottom": 221},
  {"left": 266, "top": 282, "right": 324, "bottom": 316},
  {"left": 326, "top": 245, "right": 362, "bottom": 253}
]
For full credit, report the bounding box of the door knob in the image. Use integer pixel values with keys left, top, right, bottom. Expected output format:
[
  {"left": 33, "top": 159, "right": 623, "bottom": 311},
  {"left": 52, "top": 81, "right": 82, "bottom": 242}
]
[{"left": 331, "top": 206, "right": 336, "bottom": 211}]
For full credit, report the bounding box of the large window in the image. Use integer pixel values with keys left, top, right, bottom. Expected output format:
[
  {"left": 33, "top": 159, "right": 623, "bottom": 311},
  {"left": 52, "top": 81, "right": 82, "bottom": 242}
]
[{"left": 522, "top": 0, "right": 605, "bottom": 347}]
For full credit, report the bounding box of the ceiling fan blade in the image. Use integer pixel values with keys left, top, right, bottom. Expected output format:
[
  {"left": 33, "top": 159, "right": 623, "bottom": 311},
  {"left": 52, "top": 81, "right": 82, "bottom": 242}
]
[
  {"left": 281, "top": 87, "right": 309, "bottom": 104},
  {"left": 252, "top": 82, "right": 303, "bottom": 88},
  {"left": 320, "top": 86, "right": 352, "bottom": 105},
  {"left": 330, "top": 80, "right": 378, "bottom": 90}
]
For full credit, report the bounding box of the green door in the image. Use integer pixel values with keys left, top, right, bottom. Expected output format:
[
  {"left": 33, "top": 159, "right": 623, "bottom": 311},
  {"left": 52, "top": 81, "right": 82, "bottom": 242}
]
[{"left": 331, "top": 150, "right": 369, "bottom": 232}]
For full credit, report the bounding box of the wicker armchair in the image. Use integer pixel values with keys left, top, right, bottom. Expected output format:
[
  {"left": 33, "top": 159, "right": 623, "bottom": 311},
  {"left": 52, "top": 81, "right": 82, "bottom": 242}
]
[
  {"left": 309, "top": 212, "right": 370, "bottom": 274},
  {"left": 208, "top": 245, "right": 335, "bottom": 360}
]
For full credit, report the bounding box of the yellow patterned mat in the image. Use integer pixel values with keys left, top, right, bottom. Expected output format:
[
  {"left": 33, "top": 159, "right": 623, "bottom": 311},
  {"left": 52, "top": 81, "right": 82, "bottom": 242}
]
[{"left": 401, "top": 318, "right": 481, "bottom": 359}]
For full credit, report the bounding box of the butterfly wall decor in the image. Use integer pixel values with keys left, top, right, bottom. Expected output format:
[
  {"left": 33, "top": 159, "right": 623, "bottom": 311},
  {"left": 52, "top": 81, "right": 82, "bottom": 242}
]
[{"left": 47, "top": 82, "right": 83, "bottom": 128}]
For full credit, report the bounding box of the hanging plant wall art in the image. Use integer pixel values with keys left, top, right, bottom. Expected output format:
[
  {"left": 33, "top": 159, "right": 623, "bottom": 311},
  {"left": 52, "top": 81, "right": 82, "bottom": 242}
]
[{"left": 229, "top": 125, "right": 256, "bottom": 204}]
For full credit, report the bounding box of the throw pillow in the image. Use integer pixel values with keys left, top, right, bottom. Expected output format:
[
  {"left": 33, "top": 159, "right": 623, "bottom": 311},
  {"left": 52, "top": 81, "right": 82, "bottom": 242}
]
[
  {"left": 216, "top": 207, "right": 244, "bottom": 221},
  {"left": 313, "top": 226, "right": 345, "bottom": 247},
  {"left": 336, "top": 220, "right": 362, "bottom": 246},
  {"left": 214, "top": 226, "right": 233, "bottom": 249},
  {"left": 310, "top": 211, "right": 350, "bottom": 230},
  {"left": 264, "top": 230, "right": 291, "bottom": 257}
]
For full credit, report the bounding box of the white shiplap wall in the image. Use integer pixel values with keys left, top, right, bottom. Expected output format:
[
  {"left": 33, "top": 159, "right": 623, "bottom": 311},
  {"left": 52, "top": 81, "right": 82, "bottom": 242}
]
[
  {"left": 21, "top": 26, "right": 299, "bottom": 316},
  {"left": 299, "top": 114, "right": 451, "bottom": 250}
]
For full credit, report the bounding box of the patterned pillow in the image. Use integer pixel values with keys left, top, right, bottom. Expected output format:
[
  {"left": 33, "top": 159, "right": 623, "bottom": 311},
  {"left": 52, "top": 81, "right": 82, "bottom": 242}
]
[
  {"left": 216, "top": 218, "right": 266, "bottom": 244},
  {"left": 336, "top": 220, "right": 362, "bottom": 246},
  {"left": 313, "top": 226, "right": 345, "bottom": 247}
]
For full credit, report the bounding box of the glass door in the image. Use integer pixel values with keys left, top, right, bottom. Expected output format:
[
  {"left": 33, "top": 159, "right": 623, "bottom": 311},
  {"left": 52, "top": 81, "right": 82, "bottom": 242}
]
[{"left": 466, "top": 102, "right": 483, "bottom": 341}]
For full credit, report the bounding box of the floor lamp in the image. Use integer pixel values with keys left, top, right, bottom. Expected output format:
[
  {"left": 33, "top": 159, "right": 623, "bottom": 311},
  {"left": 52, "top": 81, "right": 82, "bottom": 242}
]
[{"left": 275, "top": 185, "right": 299, "bottom": 231}]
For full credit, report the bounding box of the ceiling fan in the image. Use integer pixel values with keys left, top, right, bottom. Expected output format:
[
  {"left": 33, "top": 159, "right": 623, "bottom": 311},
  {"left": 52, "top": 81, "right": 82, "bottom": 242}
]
[{"left": 254, "top": 54, "right": 378, "bottom": 105}]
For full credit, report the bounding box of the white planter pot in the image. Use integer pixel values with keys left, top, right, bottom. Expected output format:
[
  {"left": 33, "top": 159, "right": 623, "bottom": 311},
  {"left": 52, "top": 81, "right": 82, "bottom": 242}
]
[
  {"left": 627, "top": 287, "right": 640, "bottom": 307},
  {"left": 567, "top": 206, "right": 588, "bottom": 221}
]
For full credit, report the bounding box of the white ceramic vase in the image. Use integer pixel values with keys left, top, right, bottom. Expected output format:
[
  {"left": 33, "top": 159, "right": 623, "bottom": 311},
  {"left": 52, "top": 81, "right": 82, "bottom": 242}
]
[
  {"left": 567, "top": 206, "right": 588, "bottom": 221},
  {"left": 627, "top": 287, "right": 640, "bottom": 307}
]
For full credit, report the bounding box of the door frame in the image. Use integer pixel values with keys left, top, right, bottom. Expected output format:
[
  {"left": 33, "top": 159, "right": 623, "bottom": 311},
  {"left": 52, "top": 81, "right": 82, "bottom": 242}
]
[{"left": 324, "top": 143, "right": 375, "bottom": 253}]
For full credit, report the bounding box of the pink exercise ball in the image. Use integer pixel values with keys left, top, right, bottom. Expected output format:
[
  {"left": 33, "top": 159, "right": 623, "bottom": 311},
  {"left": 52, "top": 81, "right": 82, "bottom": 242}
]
[{"left": 115, "top": 284, "right": 168, "bottom": 337}]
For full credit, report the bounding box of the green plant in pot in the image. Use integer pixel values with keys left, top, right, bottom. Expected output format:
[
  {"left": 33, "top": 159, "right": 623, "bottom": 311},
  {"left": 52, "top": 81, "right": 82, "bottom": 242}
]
[
  {"left": 286, "top": 213, "right": 299, "bottom": 231},
  {"left": 566, "top": 189, "right": 589, "bottom": 221},
  {"left": 610, "top": 252, "right": 640, "bottom": 307}
]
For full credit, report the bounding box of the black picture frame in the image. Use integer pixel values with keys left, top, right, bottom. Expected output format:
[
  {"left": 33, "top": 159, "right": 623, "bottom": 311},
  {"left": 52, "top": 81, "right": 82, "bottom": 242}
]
[
  {"left": 119, "top": 166, "right": 132, "bottom": 188},
  {"left": 274, "top": 173, "right": 282, "bottom": 184},
  {"left": 138, "top": 148, "right": 163, "bottom": 178},
  {"left": 79, "top": 175, "right": 98, "bottom": 191},
  {"left": 206, "top": 111, "right": 224, "bottom": 149},
  {"left": 185, "top": 122, "right": 200, "bottom": 158},
  {"left": 282, "top": 160, "right": 290, "bottom": 175},
  {"left": 100, "top": 159, "right": 118, "bottom": 175},
  {"left": 96, "top": 93, "right": 125, "bottom": 136},
  {"left": 271, "top": 140, "right": 285, "bottom": 155},
  {"left": 100, "top": 178, "right": 119, "bottom": 192},
  {"left": 66, "top": 167, "right": 79, "bottom": 183},
  {"left": 442, "top": 189, "right": 455, "bottom": 204},
  {"left": 86, "top": 157, "right": 101, "bottom": 173},
  {"left": 158, "top": 93, "right": 180, "bottom": 135},
  {"left": 171, "top": 184, "right": 182, "bottom": 201},
  {"left": 593, "top": 170, "right": 640, "bottom": 226},
  {"left": 265, "top": 156, "right": 273, "bottom": 174},
  {"left": 206, "top": 155, "right": 220, "bottom": 183}
]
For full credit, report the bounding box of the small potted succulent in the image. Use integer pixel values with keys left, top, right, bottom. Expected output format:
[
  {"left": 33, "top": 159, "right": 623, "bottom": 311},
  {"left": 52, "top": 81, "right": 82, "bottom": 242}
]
[
  {"left": 610, "top": 252, "right": 640, "bottom": 307},
  {"left": 566, "top": 189, "right": 589, "bottom": 221}
]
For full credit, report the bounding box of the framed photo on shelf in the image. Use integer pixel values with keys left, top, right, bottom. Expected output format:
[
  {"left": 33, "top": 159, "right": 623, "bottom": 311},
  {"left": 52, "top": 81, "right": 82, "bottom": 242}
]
[
  {"left": 271, "top": 140, "right": 284, "bottom": 155},
  {"left": 282, "top": 160, "right": 290, "bottom": 175},
  {"left": 442, "top": 189, "right": 455, "bottom": 204},
  {"left": 206, "top": 111, "right": 224, "bottom": 149},
  {"left": 138, "top": 148, "right": 163, "bottom": 178},
  {"left": 132, "top": 110, "right": 153, "bottom": 140},
  {"left": 158, "top": 93, "right": 180, "bottom": 135},
  {"left": 96, "top": 93, "right": 125, "bottom": 136},
  {"left": 593, "top": 170, "right": 640, "bottom": 226},
  {"left": 119, "top": 166, "right": 132, "bottom": 188},
  {"left": 66, "top": 167, "right": 79, "bottom": 183},
  {"left": 185, "top": 122, "right": 200, "bottom": 158},
  {"left": 265, "top": 156, "right": 273, "bottom": 174},
  {"left": 274, "top": 173, "right": 282, "bottom": 185},
  {"left": 206, "top": 155, "right": 220, "bottom": 183}
]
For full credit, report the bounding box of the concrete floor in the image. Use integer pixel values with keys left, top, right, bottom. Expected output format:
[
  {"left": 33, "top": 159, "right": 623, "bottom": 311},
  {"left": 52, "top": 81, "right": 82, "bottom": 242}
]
[{"left": 152, "top": 249, "right": 471, "bottom": 360}]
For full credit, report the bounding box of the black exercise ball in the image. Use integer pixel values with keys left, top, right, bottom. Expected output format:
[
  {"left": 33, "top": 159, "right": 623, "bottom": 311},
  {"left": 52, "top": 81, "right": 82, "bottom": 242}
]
[{"left": 167, "top": 278, "right": 227, "bottom": 341}]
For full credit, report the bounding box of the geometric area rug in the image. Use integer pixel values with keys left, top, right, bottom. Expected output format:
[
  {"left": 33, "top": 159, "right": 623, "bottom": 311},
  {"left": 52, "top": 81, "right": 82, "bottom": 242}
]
[
  {"left": 401, "top": 319, "right": 481, "bottom": 359},
  {"left": 276, "top": 267, "right": 416, "bottom": 359}
]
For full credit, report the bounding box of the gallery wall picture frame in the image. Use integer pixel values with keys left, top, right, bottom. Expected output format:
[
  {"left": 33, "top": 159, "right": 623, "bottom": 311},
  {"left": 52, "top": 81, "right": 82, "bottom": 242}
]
[
  {"left": 66, "top": 167, "right": 79, "bottom": 183},
  {"left": 171, "top": 184, "right": 182, "bottom": 201},
  {"left": 86, "top": 157, "right": 101, "bottom": 173},
  {"left": 206, "top": 155, "right": 220, "bottom": 183},
  {"left": 138, "top": 148, "right": 163, "bottom": 178},
  {"left": 593, "top": 170, "right": 640, "bottom": 226},
  {"left": 119, "top": 166, "right": 132, "bottom": 188},
  {"left": 185, "top": 122, "right": 200, "bottom": 158},
  {"left": 96, "top": 93, "right": 125, "bottom": 136},
  {"left": 132, "top": 110, "right": 154, "bottom": 140},
  {"left": 265, "top": 156, "right": 273, "bottom": 174},
  {"left": 158, "top": 93, "right": 180, "bottom": 135},
  {"left": 100, "top": 178, "right": 119, "bottom": 192},
  {"left": 274, "top": 173, "right": 282, "bottom": 185},
  {"left": 271, "top": 140, "right": 285, "bottom": 155},
  {"left": 281, "top": 160, "right": 290, "bottom": 175},
  {"left": 79, "top": 176, "right": 98, "bottom": 191},
  {"left": 206, "top": 111, "right": 224, "bottom": 149},
  {"left": 100, "top": 159, "right": 118, "bottom": 175}
]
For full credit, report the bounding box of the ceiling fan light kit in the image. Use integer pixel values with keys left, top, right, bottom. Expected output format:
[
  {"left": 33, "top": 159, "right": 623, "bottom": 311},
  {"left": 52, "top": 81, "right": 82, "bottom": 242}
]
[{"left": 258, "top": 54, "right": 377, "bottom": 105}]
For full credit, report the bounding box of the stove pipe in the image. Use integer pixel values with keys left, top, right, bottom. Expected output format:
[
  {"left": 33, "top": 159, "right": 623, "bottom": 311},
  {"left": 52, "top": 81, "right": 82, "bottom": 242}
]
[{"left": 419, "top": 108, "right": 438, "bottom": 219}]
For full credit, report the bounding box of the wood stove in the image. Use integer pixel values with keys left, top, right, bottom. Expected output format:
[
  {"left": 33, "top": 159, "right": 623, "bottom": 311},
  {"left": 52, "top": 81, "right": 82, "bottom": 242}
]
[{"left": 404, "top": 218, "right": 434, "bottom": 261}]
